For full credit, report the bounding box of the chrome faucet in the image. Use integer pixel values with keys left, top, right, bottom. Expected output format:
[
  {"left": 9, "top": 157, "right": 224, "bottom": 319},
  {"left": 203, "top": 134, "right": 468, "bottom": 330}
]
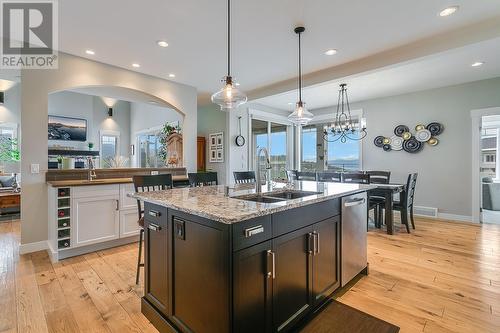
[
  {"left": 256, "top": 147, "right": 272, "bottom": 194},
  {"left": 87, "top": 157, "right": 97, "bottom": 181}
]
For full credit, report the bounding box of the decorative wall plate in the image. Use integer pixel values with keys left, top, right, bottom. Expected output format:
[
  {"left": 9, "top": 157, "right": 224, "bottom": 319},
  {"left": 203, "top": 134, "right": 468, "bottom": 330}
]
[
  {"left": 383, "top": 144, "right": 392, "bottom": 151},
  {"left": 415, "top": 129, "right": 432, "bottom": 142},
  {"left": 390, "top": 135, "right": 403, "bottom": 151},
  {"left": 374, "top": 136, "right": 385, "bottom": 147},
  {"left": 383, "top": 137, "right": 391, "bottom": 145},
  {"left": 394, "top": 125, "right": 409, "bottom": 137},
  {"left": 426, "top": 122, "right": 443, "bottom": 136},
  {"left": 402, "top": 132, "right": 412, "bottom": 140},
  {"left": 415, "top": 124, "right": 425, "bottom": 131},
  {"left": 427, "top": 137, "right": 439, "bottom": 146},
  {"left": 403, "top": 137, "right": 423, "bottom": 153}
]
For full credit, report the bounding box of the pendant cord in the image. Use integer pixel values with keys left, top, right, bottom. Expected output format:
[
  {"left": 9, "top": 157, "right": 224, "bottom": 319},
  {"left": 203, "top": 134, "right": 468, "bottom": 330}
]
[
  {"left": 227, "top": 0, "right": 231, "bottom": 77},
  {"left": 298, "top": 31, "right": 302, "bottom": 102}
]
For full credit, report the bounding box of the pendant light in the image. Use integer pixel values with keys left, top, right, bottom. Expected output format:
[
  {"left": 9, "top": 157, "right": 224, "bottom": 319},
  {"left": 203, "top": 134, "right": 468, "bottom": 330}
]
[
  {"left": 288, "top": 26, "right": 314, "bottom": 126},
  {"left": 323, "top": 83, "right": 367, "bottom": 143},
  {"left": 211, "top": 0, "right": 247, "bottom": 111}
]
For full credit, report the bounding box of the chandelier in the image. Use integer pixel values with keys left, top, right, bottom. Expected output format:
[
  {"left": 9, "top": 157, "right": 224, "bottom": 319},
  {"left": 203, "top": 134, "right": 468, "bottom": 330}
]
[{"left": 323, "top": 83, "right": 367, "bottom": 143}]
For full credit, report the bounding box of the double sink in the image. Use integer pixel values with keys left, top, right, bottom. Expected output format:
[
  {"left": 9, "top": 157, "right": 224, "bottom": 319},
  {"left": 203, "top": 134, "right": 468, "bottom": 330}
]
[{"left": 233, "top": 190, "right": 322, "bottom": 203}]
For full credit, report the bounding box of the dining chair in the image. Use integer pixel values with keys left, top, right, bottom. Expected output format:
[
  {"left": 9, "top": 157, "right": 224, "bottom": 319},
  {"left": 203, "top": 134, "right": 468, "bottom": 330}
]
[
  {"left": 233, "top": 171, "right": 256, "bottom": 184},
  {"left": 132, "top": 174, "right": 173, "bottom": 284},
  {"left": 393, "top": 173, "right": 418, "bottom": 233},
  {"left": 286, "top": 170, "right": 297, "bottom": 181},
  {"left": 317, "top": 171, "right": 342, "bottom": 183},
  {"left": 342, "top": 172, "right": 370, "bottom": 184},
  {"left": 365, "top": 171, "right": 391, "bottom": 184},
  {"left": 188, "top": 172, "right": 218, "bottom": 187},
  {"left": 365, "top": 171, "right": 391, "bottom": 228},
  {"left": 296, "top": 171, "right": 318, "bottom": 181}
]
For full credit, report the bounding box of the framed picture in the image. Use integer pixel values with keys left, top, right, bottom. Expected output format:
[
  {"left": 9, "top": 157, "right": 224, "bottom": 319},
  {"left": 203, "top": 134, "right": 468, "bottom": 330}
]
[
  {"left": 210, "top": 134, "right": 217, "bottom": 146},
  {"left": 216, "top": 148, "right": 224, "bottom": 162},
  {"left": 216, "top": 133, "right": 223, "bottom": 147},
  {"left": 209, "top": 149, "right": 217, "bottom": 163}
]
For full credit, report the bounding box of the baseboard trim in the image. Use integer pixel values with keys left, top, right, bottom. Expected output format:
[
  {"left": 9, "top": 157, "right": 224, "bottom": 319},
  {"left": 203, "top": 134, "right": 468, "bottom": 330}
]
[
  {"left": 436, "top": 213, "right": 473, "bottom": 223},
  {"left": 19, "top": 240, "right": 49, "bottom": 255}
]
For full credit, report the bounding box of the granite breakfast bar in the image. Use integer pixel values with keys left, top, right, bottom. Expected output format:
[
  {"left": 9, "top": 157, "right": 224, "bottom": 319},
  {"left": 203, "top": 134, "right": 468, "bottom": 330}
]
[{"left": 132, "top": 181, "right": 374, "bottom": 333}]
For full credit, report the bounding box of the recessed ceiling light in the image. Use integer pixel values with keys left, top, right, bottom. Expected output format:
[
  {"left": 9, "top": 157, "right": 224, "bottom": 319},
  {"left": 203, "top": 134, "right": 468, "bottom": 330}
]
[
  {"left": 471, "top": 61, "right": 484, "bottom": 67},
  {"left": 157, "top": 40, "right": 169, "bottom": 48},
  {"left": 132, "top": 63, "right": 140, "bottom": 68},
  {"left": 168, "top": 73, "right": 175, "bottom": 78},
  {"left": 85, "top": 50, "right": 95, "bottom": 55},
  {"left": 439, "top": 6, "right": 459, "bottom": 17},
  {"left": 324, "top": 49, "right": 337, "bottom": 56}
]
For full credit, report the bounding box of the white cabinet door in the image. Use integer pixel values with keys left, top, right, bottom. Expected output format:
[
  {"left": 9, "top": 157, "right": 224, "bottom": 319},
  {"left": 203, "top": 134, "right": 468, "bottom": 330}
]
[
  {"left": 120, "top": 209, "right": 141, "bottom": 238},
  {"left": 72, "top": 195, "right": 120, "bottom": 248},
  {"left": 119, "top": 183, "right": 137, "bottom": 210}
]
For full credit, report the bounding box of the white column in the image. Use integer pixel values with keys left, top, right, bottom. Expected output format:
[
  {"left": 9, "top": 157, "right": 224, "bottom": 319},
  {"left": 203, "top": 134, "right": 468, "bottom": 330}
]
[{"left": 496, "top": 128, "right": 500, "bottom": 181}]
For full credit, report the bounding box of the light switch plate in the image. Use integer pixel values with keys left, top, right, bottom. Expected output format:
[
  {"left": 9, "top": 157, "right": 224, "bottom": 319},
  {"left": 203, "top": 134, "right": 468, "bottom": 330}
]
[{"left": 30, "top": 163, "right": 40, "bottom": 174}]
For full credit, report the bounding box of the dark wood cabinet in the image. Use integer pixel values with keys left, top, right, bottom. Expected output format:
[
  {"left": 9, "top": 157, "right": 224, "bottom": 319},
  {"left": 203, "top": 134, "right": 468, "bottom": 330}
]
[
  {"left": 312, "top": 216, "right": 341, "bottom": 304},
  {"left": 144, "top": 204, "right": 169, "bottom": 316},
  {"left": 197, "top": 136, "right": 206, "bottom": 171},
  {"left": 170, "top": 214, "right": 229, "bottom": 333},
  {"left": 142, "top": 197, "right": 353, "bottom": 333},
  {"left": 272, "top": 226, "right": 314, "bottom": 332},
  {"left": 233, "top": 240, "right": 273, "bottom": 333}
]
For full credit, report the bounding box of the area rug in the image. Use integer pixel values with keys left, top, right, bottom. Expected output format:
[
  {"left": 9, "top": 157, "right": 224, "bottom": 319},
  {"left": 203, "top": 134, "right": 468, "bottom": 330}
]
[{"left": 300, "top": 300, "right": 400, "bottom": 333}]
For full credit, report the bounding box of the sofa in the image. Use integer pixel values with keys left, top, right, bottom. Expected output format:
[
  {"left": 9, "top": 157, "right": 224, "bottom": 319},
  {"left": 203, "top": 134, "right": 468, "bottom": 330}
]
[{"left": 482, "top": 182, "right": 500, "bottom": 211}]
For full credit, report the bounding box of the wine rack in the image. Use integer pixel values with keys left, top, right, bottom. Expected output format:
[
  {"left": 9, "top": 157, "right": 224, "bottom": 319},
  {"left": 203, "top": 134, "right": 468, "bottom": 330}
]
[{"left": 57, "top": 187, "right": 71, "bottom": 249}]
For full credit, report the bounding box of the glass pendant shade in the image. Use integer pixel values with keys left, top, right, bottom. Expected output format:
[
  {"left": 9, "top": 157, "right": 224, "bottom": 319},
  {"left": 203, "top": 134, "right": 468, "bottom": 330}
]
[
  {"left": 288, "top": 101, "right": 314, "bottom": 126},
  {"left": 211, "top": 76, "right": 247, "bottom": 111}
]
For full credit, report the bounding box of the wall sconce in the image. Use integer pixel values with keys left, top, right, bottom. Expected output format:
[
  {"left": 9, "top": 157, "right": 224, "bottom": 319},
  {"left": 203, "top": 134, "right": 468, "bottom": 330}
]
[
  {"left": 0, "top": 91, "right": 4, "bottom": 104},
  {"left": 108, "top": 107, "right": 113, "bottom": 117}
]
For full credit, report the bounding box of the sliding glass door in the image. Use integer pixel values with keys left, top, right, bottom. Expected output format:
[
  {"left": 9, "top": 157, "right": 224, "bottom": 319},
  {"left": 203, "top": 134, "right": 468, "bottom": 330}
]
[{"left": 251, "top": 118, "right": 291, "bottom": 180}]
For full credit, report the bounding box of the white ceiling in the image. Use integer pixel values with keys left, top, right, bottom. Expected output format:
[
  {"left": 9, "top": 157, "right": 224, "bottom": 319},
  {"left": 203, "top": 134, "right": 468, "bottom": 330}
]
[
  {"left": 255, "top": 37, "right": 500, "bottom": 111},
  {"left": 58, "top": 0, "right": 500, "bottom": 100}
]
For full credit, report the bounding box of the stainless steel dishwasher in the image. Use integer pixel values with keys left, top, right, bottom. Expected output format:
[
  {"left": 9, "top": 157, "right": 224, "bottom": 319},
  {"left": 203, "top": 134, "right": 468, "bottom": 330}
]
[{"left": 341, "top": 192, "right": 368, "bottom": 286}]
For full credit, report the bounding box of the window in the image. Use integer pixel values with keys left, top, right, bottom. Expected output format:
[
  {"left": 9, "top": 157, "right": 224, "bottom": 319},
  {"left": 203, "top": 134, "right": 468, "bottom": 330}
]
[
  {"left": 300, "top": 121, "right": 361, "bottom": 172},
  {"left": 101, "top": 134, "right": 119, "bottom": 168},
  {"left": 251, "top": 118, "right": 290, "bottom": 180},
  {"left": 484, "top": 154, "right": 496, "bottom": 163},
  {"left": 137, "top": 132, "right": 163, "bottom": 167}
]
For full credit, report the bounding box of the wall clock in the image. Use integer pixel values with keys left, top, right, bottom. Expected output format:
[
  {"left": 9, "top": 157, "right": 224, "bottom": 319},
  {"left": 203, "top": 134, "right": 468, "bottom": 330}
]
[{"left": 235, "top": 116, "right": 245, "bottom": 147}]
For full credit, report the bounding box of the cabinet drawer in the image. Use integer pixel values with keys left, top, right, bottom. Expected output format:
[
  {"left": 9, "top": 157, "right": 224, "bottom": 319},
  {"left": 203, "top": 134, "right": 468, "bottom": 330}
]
[
  {"left": 272, "top": 198, "right": 340, "bottom": 236},
  {"left": 144, "top": 203, "right": 166, "bottom": 225},
  {"left": 232, "top": 216, "right": 271, "bottom": 251}
]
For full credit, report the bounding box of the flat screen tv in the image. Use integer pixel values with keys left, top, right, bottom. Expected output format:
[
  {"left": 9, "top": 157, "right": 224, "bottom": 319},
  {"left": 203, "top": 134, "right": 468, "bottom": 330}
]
[{"left": 48, "top": 115, "right": 87, "bottom": 141}]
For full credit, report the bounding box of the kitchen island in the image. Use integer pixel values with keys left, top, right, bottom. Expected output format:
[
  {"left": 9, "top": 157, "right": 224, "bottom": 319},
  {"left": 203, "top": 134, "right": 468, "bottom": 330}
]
[{"left": 132, "top": 181, "right": 374, "bottom": 333}]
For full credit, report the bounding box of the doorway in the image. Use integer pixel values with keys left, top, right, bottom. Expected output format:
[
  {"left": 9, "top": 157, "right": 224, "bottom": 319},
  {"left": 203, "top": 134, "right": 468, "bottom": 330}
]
[{"left": 471, "top": 107, "right": 500, "bottom": 224}]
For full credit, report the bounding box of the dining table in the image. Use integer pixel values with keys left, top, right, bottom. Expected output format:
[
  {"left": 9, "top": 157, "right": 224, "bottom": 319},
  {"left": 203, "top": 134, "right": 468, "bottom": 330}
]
[{"left": 369, "top": 183, "right": 406, "bottom": 235}]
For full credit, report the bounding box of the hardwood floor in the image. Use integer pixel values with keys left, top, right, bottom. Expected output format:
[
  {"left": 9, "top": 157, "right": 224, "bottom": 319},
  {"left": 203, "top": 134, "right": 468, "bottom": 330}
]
[{"left": 0, "top": 217, "right": 499, "bottom": 332}]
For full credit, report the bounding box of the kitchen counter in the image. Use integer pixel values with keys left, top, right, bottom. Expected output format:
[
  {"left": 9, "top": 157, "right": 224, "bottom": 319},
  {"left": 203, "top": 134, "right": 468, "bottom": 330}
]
[
  {"left": 131, "top": 181, "right": 375, "bottom": 224},
  {"left": 47, "top": 175, "right": 189, "bottom": 187},
  {"left": 139, "top": 181, "right": 372, "bottom": 333}
]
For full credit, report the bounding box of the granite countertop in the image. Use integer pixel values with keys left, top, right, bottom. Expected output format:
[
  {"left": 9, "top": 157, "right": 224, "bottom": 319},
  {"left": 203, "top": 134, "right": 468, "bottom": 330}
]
[
  {"left": 130, "top": 181, "right": 376, "bottom": 224},
  {"left": 47, "top": 175, "right": 188, "bottom": 187}
]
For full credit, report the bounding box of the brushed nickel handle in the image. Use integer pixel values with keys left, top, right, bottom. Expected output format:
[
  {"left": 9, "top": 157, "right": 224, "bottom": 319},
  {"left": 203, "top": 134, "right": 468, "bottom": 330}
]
[
  {"left": 244, "top": 225, "right": 264, "bottom": 238},
  {"left": 267, "top": 250, "right": 275, "bottom": 279},
  {"left": 344, "top": 198, "right": 366, "bottom": 207},
  {"left": 148, "top": 223, "right": 161, "bottom": 232},
  {"left": 148, "top": 210, "right": 161, "bottom": 217},
  {"left": 315, "top": 232, "right": 320, "bottom": 255}
]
